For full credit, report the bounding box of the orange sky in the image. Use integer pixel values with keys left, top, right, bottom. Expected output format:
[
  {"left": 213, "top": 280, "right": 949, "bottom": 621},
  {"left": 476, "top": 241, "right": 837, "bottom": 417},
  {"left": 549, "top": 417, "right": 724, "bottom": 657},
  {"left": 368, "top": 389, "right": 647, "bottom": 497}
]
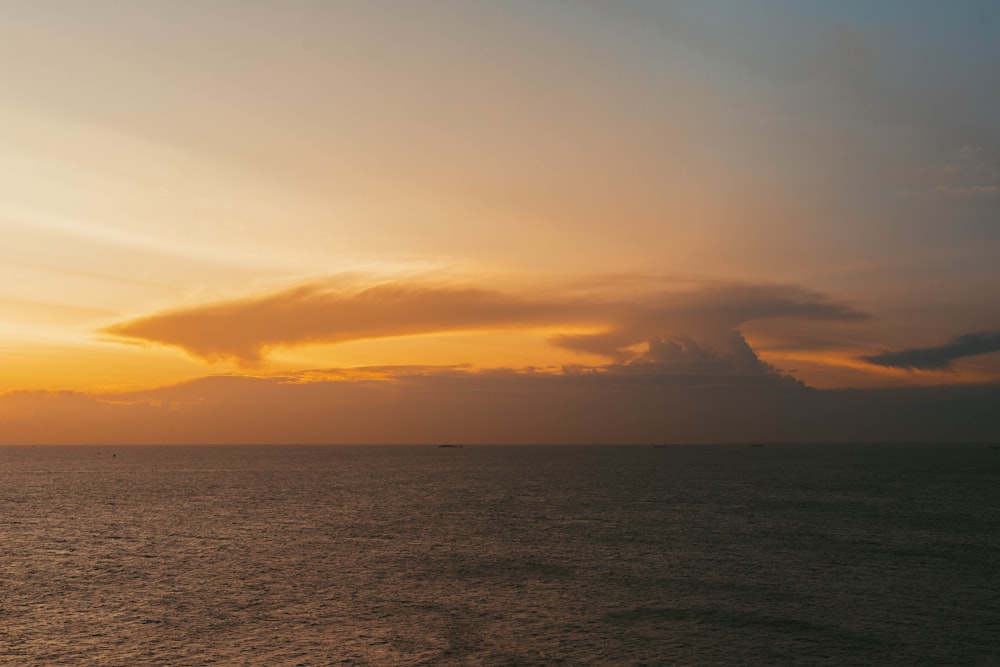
[{"left": 1, "top": 2, "right": 998, "bottom": 443}]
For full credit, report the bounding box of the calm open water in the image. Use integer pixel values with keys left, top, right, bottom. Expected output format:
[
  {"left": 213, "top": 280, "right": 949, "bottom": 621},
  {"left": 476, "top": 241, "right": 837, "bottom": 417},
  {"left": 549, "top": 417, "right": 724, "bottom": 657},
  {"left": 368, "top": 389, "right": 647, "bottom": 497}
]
[{"left": 1, "top": 444, "right": 998, "bottom": 666}]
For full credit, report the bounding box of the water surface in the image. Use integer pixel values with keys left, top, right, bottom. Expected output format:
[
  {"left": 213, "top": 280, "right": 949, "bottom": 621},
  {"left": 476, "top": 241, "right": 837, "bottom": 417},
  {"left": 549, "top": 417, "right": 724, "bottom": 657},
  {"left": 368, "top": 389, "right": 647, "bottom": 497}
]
[{"left": 1, "top": 444, "right": 997, "bottom": 665}]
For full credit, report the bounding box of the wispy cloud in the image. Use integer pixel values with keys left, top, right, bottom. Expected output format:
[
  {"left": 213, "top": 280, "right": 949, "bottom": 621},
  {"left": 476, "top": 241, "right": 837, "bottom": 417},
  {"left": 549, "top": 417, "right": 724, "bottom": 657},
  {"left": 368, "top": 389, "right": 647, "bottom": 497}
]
[
  {"left": 101, "top": 277, "right": 867, "bottom": 364},
  {"left": 863, "top": 331, "right": 1000, "bottom": 370},
  {"left": 933, "top": 184, "right": 998, "bottom": 195},
  {"left": 929, "top": 145, "right": 1000, "bottom": 196}
]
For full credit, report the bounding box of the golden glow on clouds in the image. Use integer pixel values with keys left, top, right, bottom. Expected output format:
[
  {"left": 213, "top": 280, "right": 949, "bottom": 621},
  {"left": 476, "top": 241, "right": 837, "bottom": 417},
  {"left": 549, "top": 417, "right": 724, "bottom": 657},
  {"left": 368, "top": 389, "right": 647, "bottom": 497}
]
[
  {"left": 98, "top": 276, "right": 867, "bottom": 366},
  {"left": 0, "top": 3, "right": 997, "bottom": 442},
  {"left": 268, "top": 328, "right": 611, "bottom": 376},
  {"left": 752, "top": 347, "right": 985, "bottom": 390}
]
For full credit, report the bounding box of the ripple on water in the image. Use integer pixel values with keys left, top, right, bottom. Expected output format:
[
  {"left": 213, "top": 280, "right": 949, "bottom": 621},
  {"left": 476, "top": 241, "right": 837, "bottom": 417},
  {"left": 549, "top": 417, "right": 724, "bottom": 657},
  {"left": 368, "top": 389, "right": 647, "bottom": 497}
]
[{"left": 0, "top": 444, "right": 998, "bottom": 665}]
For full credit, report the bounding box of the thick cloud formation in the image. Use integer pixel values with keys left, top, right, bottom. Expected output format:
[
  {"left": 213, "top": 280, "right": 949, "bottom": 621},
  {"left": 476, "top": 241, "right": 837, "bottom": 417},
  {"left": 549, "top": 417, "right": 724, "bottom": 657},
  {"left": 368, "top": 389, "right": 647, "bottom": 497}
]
[
  {"left": 864, "top": 331, "right": 1000, "bottom": 370},
  {"left": 551, "top": 283, "right": 865, "bottom": 363},
  {"left": 2, "top": 367, "right": 997, "bottom": 444},
  {"left": 103, "top": 277, "right": 866, "bottom": 364},
  {"left": 103, "top": 281, "right": 596, "bottom": 362}
]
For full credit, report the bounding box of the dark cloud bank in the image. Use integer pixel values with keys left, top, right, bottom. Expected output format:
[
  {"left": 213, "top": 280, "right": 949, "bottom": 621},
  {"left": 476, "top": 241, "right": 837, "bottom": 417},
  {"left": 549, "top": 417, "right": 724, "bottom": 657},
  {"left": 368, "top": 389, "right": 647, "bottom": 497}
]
[
  {"left": 2, "top": 364, "right": 997, "bottom": 445},
  {"left": 864, "top": 331, "right": 1000, "bottom": 370}
]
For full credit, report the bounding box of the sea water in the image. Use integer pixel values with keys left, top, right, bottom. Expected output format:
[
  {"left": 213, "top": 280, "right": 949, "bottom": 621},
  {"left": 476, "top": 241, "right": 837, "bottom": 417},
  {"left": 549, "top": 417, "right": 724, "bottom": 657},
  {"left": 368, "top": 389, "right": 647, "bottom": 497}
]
[{"left": 1, "top": 444, "right": 998, "bottom": 665}]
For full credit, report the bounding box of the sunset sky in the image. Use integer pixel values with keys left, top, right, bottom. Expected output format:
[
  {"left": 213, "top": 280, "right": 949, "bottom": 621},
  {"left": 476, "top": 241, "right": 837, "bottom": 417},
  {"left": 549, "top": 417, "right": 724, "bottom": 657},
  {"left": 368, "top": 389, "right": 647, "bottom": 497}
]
[{"left": 1, "top": 1, "right": 998, "bottom": 443}]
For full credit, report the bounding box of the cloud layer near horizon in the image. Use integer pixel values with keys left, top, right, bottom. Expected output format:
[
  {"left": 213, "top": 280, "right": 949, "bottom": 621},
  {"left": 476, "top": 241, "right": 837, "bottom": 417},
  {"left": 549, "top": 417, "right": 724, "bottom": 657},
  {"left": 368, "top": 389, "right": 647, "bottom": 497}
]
[
  {"left": 2, "top": 366, "right": 997, "bottom": 445},
  {"left": 102, "top": 277, "right": 866, "bottom": 364}
]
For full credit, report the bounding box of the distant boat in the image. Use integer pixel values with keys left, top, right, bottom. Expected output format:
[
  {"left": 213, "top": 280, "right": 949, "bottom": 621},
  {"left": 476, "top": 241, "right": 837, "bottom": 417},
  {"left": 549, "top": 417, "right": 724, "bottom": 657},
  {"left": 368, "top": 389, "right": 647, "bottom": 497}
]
[{"left": 438, "top": 444, "right": 463, "bottom": 448}]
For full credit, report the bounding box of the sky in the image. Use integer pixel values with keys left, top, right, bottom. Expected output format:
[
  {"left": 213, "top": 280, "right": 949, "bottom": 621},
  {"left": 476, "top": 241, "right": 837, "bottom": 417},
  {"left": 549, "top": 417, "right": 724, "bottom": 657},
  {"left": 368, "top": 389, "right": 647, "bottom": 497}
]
[{"left": 1, "top": 0, "right": 998, "bottom": 443}]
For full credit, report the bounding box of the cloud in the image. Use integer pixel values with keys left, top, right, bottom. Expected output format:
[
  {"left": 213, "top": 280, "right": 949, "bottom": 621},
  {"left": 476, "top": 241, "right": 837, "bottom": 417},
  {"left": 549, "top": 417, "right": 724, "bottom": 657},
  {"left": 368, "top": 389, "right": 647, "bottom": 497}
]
[
  {"left": 2, "top": 367, "right": 998, "bottom": 445},
  {"left": 550, "top": 282, "right": 867, "bottom": 362},
  {"left": 102, "top": 280, "right": 596, "bottom": 363},
  {"left": 930, "top": 144, "right": 1000, "bottom": 196},
  {"left": 863, "top": 331, "right": 1000, "bottom": 370},
  {"left": 934, "top": 184, "right": 998, "bottom": 195},
  {"left": 632, "top": 330, "right": 770, "bottom": 377},
  {"left": 102, "top": 276, "right": 866, "bottom": 365}
]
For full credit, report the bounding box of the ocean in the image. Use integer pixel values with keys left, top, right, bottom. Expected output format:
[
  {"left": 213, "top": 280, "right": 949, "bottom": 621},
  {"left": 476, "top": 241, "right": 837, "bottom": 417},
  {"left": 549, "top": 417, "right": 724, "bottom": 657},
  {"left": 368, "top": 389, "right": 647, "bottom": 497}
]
[{"left": 1, "top": 444, "right": 997, "bottom": 665}]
